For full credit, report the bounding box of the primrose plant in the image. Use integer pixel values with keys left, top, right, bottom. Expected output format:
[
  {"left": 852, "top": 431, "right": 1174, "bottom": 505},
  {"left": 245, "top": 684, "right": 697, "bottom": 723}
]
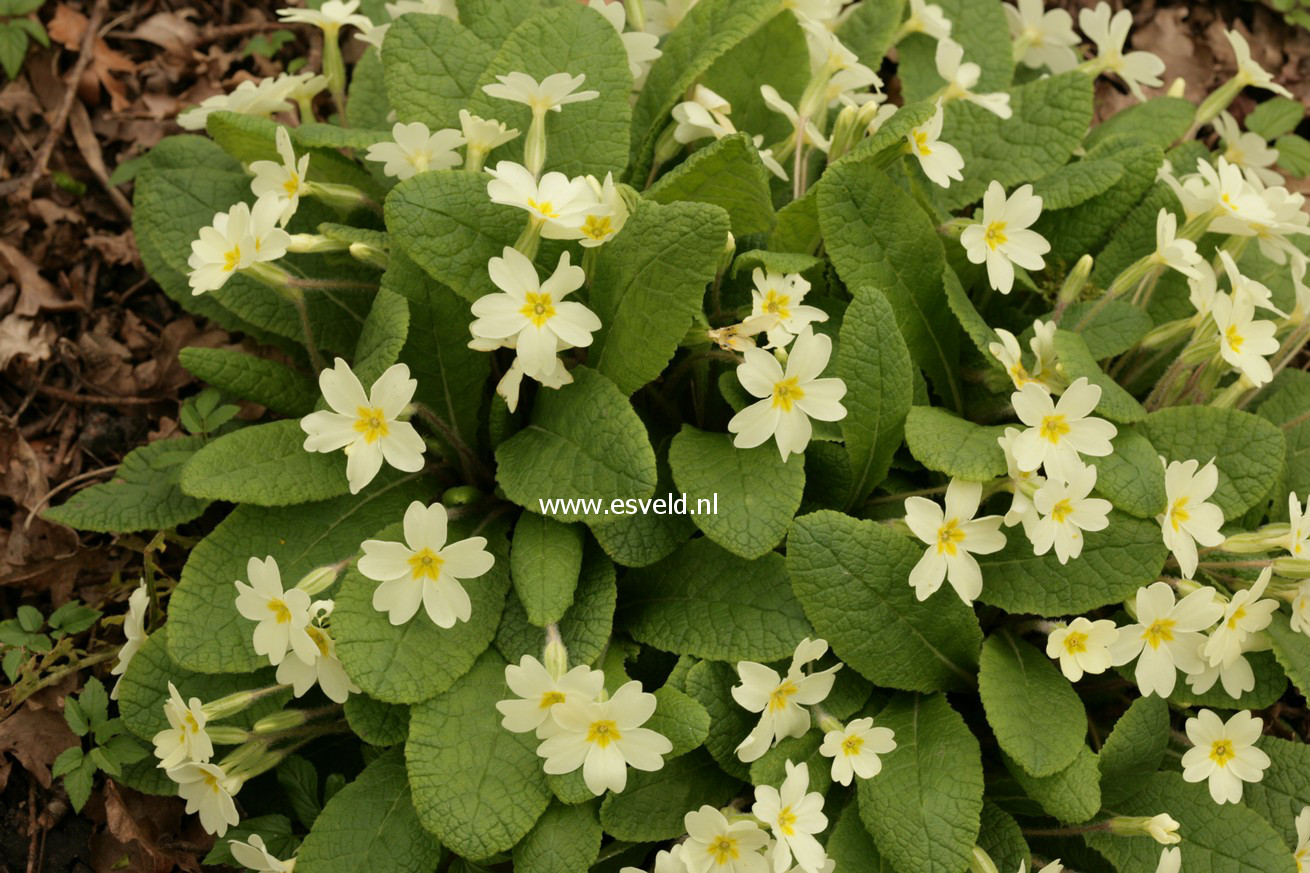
[{"left": 41, "top": 0, "right": 1310, "bottom": 871}]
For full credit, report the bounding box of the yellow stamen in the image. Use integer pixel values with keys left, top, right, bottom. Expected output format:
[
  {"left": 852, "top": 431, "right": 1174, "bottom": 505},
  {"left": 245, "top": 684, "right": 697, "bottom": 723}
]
[
  {"left": 842, "top": 734, "right": 864, "bottom": 756},
  {"left": 1227, "top": 605, "right": 1247, "bottom": 630},
  {"left": 771, "top": 377, "right": 804, "bottom": 412},
  {"left": 580, "top": 214, "right": 614, "bottom": 240},
  {"left": 539, "top": 690, "right": 566, "bottom": 709},
  {"left": 912, "top": 130, "right": 932, "bottom": 155},
  {"left": 985, "top": 221, "right": 1008, "bottom": 250},
  {"left": 1143, "top": 618, "right": 1176, "bottom": 650},
  {"left": 1062, "top": 630, "right": 1089, "bottom": 654},
  {"left": 768, "top": 680, "right": 798, "bottom": 712},
  {"left": 307, "top": 625, "right": 330, "bottom": 658},
  {"left": 935, "top": 518, "right": 967, "bottom": 556},
  {"left": 223, "top": 245, "right": 242, "bottom": 272},
  {"left": 777, "top": 806, "right": 797, "bottom": 837},
  {"left": 283, "top": 173, "right": 300, "bottom": 196},
  {"left": 526, "top": 198, "right": 560, "bottom": 219},
  {"left": 408, "top": 547, "right": 444, "bottom": 581},
  {"left": 708, "top": 836, "right": 739, "bottom": 865},
  {"left": 763, "top": 290, "right": 791, "bottom": 320},
  {"left": 1210, "top": 738, "right": 1235, "bottom": 766},
  {"left": 1039, "top": 414, "right": 1070, "bottom": 443},
  {"left": 520, "top": 291, "right": 556, "bottom": 328},
  {"left": 268, "top": 598, "right": 292, "bottom": 624},
  {"left": 1225, "top": 324, "right": 1245, "bottom": 353},
  {"left": 586, "top": 719, "right": 621, "bottom": 748},
  {"left": 354, "top": 406, "right": 390, "bottom": 444},
  {"left": 1168, "top": 497, "right": 1190, "bottom": 532},
  {"left": 1050, "top": 498, "right": 1074, "bottom": 524}
]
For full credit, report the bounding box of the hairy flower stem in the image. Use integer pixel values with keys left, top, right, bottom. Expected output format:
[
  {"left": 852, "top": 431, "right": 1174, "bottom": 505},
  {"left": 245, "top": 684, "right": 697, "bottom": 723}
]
[{"left": 412, "top": 403, "right": 490, "bottom": 487}]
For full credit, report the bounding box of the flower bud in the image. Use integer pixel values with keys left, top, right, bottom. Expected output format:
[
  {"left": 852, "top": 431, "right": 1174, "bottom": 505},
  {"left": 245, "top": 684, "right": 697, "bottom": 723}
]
[
  {"left": 1057, "top": 254, "right": 1094, "bottom": 304},
  {"left": 543, "top": 625, "right": 569, "bottom": 681},
  {"left": 442, "top": 485, "right": 483, "bottom": 506},
  {"left": 253, "top": 709, "right": 311, "bottom": 735},
  {"left": 201, "top": 690, "right": 257, "bottom": 721},
  {"left": 296, "top": 564, "right": 342, "bottom": 596},
  {"left": 966, "top": 846, "right": 1000, "bottom": 873},
  {"left": 305, "top": 180, "right": 373, "bottom": 213},
  {"left": 717, "top": 232, "right": 737, "bottom": 277},
  {"left": 826, "top": 104, "right": 861, "bottom": 162},
  {"left": 205, "top": 725, "right": 251, "bottom": 745},
  {"left": 1220, "top": 526, "right": 1290, "bottom": 555},
  {"left": 1274, "top": 557, "right": 1310, "bottom": 580},
  {"left": 286, "top": 234, "right": 349, "bottom": 254},
  {"left": 349, "top": 242, "right": 389, "bottom": 270},
  {"left": 1108, "top": 813, "right": 1181, "bottom": 845},
  {"left": 652, "top": 121, "right": 682, "bottom": 167}
]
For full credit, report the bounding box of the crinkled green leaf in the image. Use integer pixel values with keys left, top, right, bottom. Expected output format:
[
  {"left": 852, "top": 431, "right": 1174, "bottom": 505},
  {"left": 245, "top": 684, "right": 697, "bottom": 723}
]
[
  {"left": 177, "top": 348, "right": 317, "bottom": 417},
  {"left": 1058, "top": 299, "right": 1154, "bottom": 359},
  {"left": 1167, "top": 650, "right": 1287, "bottom": 711},
  {"left": 296, "top": 748, "right": 441, "bottom": 873},
  {"left": 168, "top": 473, "right": 427, "bottom": 673},
  {"left": 589, "top": 199, "right": 730, "bottom": 395},
  {"left": 837, "top": 0, "right": 905, "bottom": 70},
  {"left": 787, "top": 511, "right": 982, "bottom": 692},
  {"left": 820, "top": 160, "right": 960, "bottom": 404},
  {"left": 647, "top": 134, "right": 775, "bottom": 235},
  {"left": 45, "top": 436, "right": 211, "bottom": 533},
  {"left": 496, "top": 540, "right": 616, "bottom": 667},
  {"left": 644, "top": 686, "right": 710, "bottom": 759},
  {"left": 1257, "top": 370, "right": 1310, "bottom": 507},
  {"left": 1097, "top": 694, "right": 1169, "bottom": 806},
  {"left": 857, "top": 693, "right": 983, "bottom": 873},
  {"left": 1031, "top": 159, "right": 1125, "bottom": 210},
  {"left": 1005, "top": 747, "right": 1100, "bottom": 824},
  {"left": 495, "top": 368, "right": 657, "bottom": 522},
  {"left": 347, "top": 48, "right": 392, "bottom": 131},
  {"left": 749, "top": 731, "right": 832, "bottom": 798},
  {"left": 180, "top": 420, "right": 350, "bottom": 506},
  {"left": 406, "top": 650, "right": 552, "bottom": 859},
  {"left": 668, "top": 425, "right": 805, "bottom": 559},
  {"left": 621, "top": 537, "right": 811, "bottom": 662},
  {"left": 1087, "top": 427, "right": 1167, "bottom": 519},
  {"left": 344, "top": 694, "right": 410, "bottom": 746},
  {"left": 1052, "top": 329, "right": 1145, "bottom": 423},
  {"left": 978, "top": 802, "right": 1030, "bottom": 873},
  {"left": 977, "top": 512, "right": 1168, "bottom": 615},
  {"left": 944, "top": 265, "right": 1005, "bottom": 372},
  {"left": 1041, "top": 139, "right": 1163, "bottom": 264},
  {"left": 980, "top": 633, "right": 1086, "bottom": 777},
  {"left": 1084, "top": 96, "right": 1195, "bottom": 151},
  {"left": 898, "top": 0, "right": 1012, "bottom": 101},
  {"left": 598, "top": 750, "right": 740, "bottom": 842},
  {"left": 684, "top": 659, "right": 752, "bottom": 782},
  {"left": 510, "top": 514, "right": 584, "bottom": 626},
  {"left": 1244, "top": 736, "right": 1310, "bottom": 848},
  {"left": 383, "top": 13, "right": 494, "bottom": 130},
  {"left": 512, "top": 801, "right": 602, "bottom": 873},
  {"left": 838, "top": 288, "right": 914, "bottom": 507},
  {"left": 1266, "top": 613, "right": 1310, "bottom": 699},
  {"left": 1086, "top": 771, "right": 1294, "bottom": 873},
  {"left": 700, "top": 12, "right": 808, "bottom": 145},
  {"left": 1141, "top": 406, "right": 1286, "bottom": 518},
  {"left": 903, "top": 406, "right": 1008, "bottom": 481},
  {"left": 352, "top": 289, "right": 410, "bottom": 389}
]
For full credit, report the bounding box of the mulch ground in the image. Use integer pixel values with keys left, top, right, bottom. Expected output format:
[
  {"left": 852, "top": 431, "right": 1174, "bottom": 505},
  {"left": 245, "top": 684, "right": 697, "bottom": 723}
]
[{"left": 0, "top": 0, "right": 1307, "bottom": 870}]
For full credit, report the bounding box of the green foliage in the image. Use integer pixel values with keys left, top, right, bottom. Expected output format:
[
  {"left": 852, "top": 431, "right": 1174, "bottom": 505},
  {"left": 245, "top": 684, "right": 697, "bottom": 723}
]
[
  {"left": 180, "top": 419, "right": 351, "bottom": 505},
  {"left": 979, "top": 633, "right": 1086, "bottom": 777},
  {"left": 54, "top": 678, "right": 148, "bottom": 812},
  {"left": 178, "top": 348, "right": 317, "bottom": 416},
  {"left": 646, "top": 134, "right": 775, "bottom": 235},
  {"left": 509, "top": 514, "right": 584, "bottom": 626}
]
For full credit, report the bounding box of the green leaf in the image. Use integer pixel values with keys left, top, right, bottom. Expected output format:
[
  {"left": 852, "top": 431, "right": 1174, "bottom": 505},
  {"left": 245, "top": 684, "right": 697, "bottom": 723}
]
[
  {"left": 684, "top": 660, "right": 753, "bottom": 781},
  {"left": 769, "top": 187, "right": 821, "bottom": 255},
  {"left": 978, "top": 802, "right": 1030, "bottom": 873},
  {"left": 903, "top": 406, "right": 1008, "bottom": 481},
  {"left": 629, "top": 0, "right": 783, "bottom": 178},
  {"left": 787, "top": 511, "right": 982, "bottom": 692},
  {"left": 348, "top": 48, "right": 394, "bottom": 134},
  {"left": 977, "top": 512, "right": 1167, "bottom": 615},
  {"left": 700, "top": 11, "right": 809, "bottom": 145},
  {"left": 1244, "top": 736, "right": 1310, "bottom": 848},
  {"left": 205, "top": 111, "right": 381, "bottom": 193},
  {"left": 289, "top": 123, "right": 389, "bottom": 152},
  {"left": 45, "top": 436, "right": 211, "bottom": 533},
  {"left": 1031, "top": 159, "right": 1125, "bottom": 210},
  {"left": 512, "top": 801, "right": 602, "bottom": 873},
  {"left": 620, "top": 537, "right": 811, "bottom": 662},
  {"left": 63, "top": 755, "right": 96, "bottom": 812},
  {"left": 820, "top": 160, "right": 960, "bottom": 406},
  {"left": 177, "top": 348, "right": 316, "bottom": 416},
  {"left": 496, "top": 541, "right": 615, "bottom": 667},
  {"left": 381, "top": 251, "right": 489, "bottom": 456},
  {"left": 78, "top": 677, "right": 110, "bottom": 734},
  {"left": 383, "top": 13, "right": 494, "bottom": 130},
  {"left": 386, "top": 170, "right": 521, "bottom": 302},
  {"left": 589, "top": 199, "right": 729, "bottom": 395},
  {"left": 295, "top": 748, "right": 441, "bottom": 873},
  {"left": 179, "top": 420, "right": 351, "bottom": 505},
  {"left": 668, "top": 425, "right": 804, "bottom": 559},
  {"left": 462, "top": 4, "right": 632, "bottom": 177},
  {"left": 116, "top": 626, "right": 283, "bottom": 740},
  {"left": 406, "top": 650, "right": 552, "bottom": 859},
  {"left": 644, "top": 686, "right": 710, "bottom": 760},
  {"left": 510, "top": 515, "right": 584, "bottom": 627},
  {"left": 52, "top": 746, "right": 84, "bottom": 780},
  {"left": 278, "top": 754, "right": 323, "bottom": 828},
  {"left": 64, "top": 697, "right": 89, "bottom": 737},
  {"left": 1058, "top": 300, "right": 1154, "bottom": 359},
  {"left": 898, "top": 0, "right": 1013, "bottom": 101},
  {"left": 1085, "top": 97, "right": 1195, "bottom": 151},
  {"left": 1276, "top": 133, "right": 1310, "bottom": 177},
  {"left": 1140, "top": 406, "right": 1286, "bottom": 518},
  {"left": 456, "top": 0, "right": 570, "bottom": 44},
  {"left": 837, "top": 0, "right": 905, "bottom": 70},
  {"left": 731, "top": 249, "right": 824, "bottom": 279},
  {"left": 1087, "top": 427, "right": 1167, "bottom": 519},
  {"left": 334, "top": 518, "right": 510, "bottom": 704},
  {"left": 1265, "top": 613, "right": 1310, "bottom": 698},
  {"left": 944, "top": 265, "right": 1005, "bottom": 371},
  {"left": 857, "top": 693, "right": 983, "bottom": 873},
  {"left": 1097, "top": 695, "right": 1168, "bottom": 806},
  {"left": 939, "top": 73, "right": 1095, "bottom": 211},
  {"left": 352, "top": 289, "right": 410, "bottom": 388},
  {"left": 837, "top": 288, "right": 914, "bottom": 507},
  {"left": 344, "top": 694, "right": 410, "bottom": 746},
  {"left": 0, "top": 24, "right": 30, "bottom": 82},
  {"left": 1052, "top": 329, "right": 1146, "bottom": 423},
  {"left": 647, "top": 134, "right": 775, "bottom": 235},
  {"left": 1005, "top": 747, "right": 1101, "bottom": 824},
  {"left": 979, "top": 633, "right": 1086, "bottom": 777},
  {"left": 494, "top": 368, "right": 657, "bottom": 522},
  {"left": 1086, "top": 771, "right": 1294, "bottom": 873},
  {"left": 168, "top": 474, "right": 427, "bottom": 673},
  {"left": 1041, "top": 139, "right": 1163, "bottom": 264},
  {"left": 598, "top": 749, "right": 741, "bottom": 842},
  {"left": 1257, "top": 370, "right": 1310, "bottom": 504},
  {"left": 1246, "top": 97, "right": 1306, "bottom": 140},
  {"left": 588, "top": 443, "right": 695, "bottom": 568}
]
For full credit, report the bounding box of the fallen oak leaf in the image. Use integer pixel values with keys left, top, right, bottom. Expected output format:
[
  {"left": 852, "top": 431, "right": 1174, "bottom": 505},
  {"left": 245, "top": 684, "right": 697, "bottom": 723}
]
[
  {"left": 0, "top": 313, "right": 56, "bottom": 369},
  {"left": 0, "top": 238, "right": 67, "bottom": 315},
  {"left": 46, "top": 3, "right": 135, "bottom": 110}
]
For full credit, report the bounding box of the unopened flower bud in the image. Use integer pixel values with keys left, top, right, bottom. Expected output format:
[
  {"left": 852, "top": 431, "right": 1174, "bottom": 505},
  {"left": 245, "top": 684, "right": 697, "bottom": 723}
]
[
  {"left": 253, "top": 709, "right": 311, "bottom": 735},
  {"left": 966, "top": 846, "right": 1000, "bottom": 873},
  {"left": 296, "top": 564, "right": 342, "bottom": 596},
  {"left": 543, "top": 625, "right": 569, "bottom": 681},
  {"left": 1057, "top": 254, "right": 1094, "bottom": 304},
  {"left": 206, "top": 725, "right": 251, "bottom": 745},
  {"left": 1220, "top": 526, "right": 1290, "bottom": 554},
  {"left": 1274, "top": 557, "right": 1310, "bottom": 580},
  {"left": 286, "top": 233, "right": 349, "bottom": 254},
  {"left": 443, "top": 485, "right": 483, "bottom": 506},
  {"left": 349, "top": 242, "right": 389, "bottom": 270},
  {"left": 201, "top": 690, "right": 257, "bottom": 721},
  {"left": 1109, "top": 813, "right": 1181, "bottom": 845}
]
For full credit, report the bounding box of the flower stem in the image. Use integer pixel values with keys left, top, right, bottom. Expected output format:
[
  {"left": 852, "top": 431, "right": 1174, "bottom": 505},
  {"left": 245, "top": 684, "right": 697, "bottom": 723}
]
[{"left": 413, "top": 403, "right": 490, "bottom": 487}]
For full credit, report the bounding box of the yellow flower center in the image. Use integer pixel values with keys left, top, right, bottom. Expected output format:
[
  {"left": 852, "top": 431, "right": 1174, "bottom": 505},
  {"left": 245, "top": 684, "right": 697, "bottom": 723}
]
[
  {"left": 1210, "top": 738, "right": 1235, "bottom": 766},
  {"left": 354, "top": 406, "right": 390, "bottom": 444},
  {"left": 580, "top": 214, "right": 614, "bottom": 240},
  {"left": 1295, "top": 847, "right": 1306, "bottom": 872},
  {"left": 538, "top": 690, "right": 565, "bottom": 709},
  {"left": 1227, "top": 605, "right": 1247, "bottom": 629},
  {"left": 842, "top": 734, "right": 864, "bottom": 756},
  {"left": 408, "top": 547, "right": 444, "bottom": 581},
  {"left": 307, "top": 625, "right": 330, "bottom": 658},
  {"left": 1050, "top": 498, "right": 1074, "bottom": 524},
  {"left": 223, "top": 244, "right": 242, "bottom": 272},
  {"left": 771, "top": 377, "right": 804, "bottom": 412},
  {"left": 202, "top": 770, "right": 221, "bottom": 793},
  {"left": 768, "top": 680, "right": 798, "bottom": 712},
  {"left": 985, "top": 221, "right": 1008, "bottom": 250},
  {"left": 520, "top": 291, "right": 557, "bottom": 328},
  {"left": 763, "top": 290, "right": 791, "bottom": 320},
  {"left": 586, "top": 719, "right": 621, "bottom": 748},
  {"left": 777, "top": 806, "right": 797, "bottom": 837},
  {"left": 1168, "top": 497, "right": 1190, "bottom": 531},
  {"left": 912, "top": 130, "right": 932, "bottom": 155},
  {"left": 283, "top": 173, "right": 300, "bottom": 196},
  {"left": 935, "top": 518, "right": 966, "bottom": 556},
  {"left": 1225, "top": 324, "right": 1245, "bottom": 353},
  {"left": 1062, "top": 630, "right": 1089, "bottom": 654},
  {"left": 1039, "top": 413, "right": 1070, "bottom": 443},
  {"left": 184, "top": 711, "right": 201, "bottom": 733},
  {"left": 708, "top": 836, "right": 740, "bottom": 865},
  {"left": 1143, "top": 618, "right": 1176, "bottom": 650},
  {"left": 268, "top": 598, "right": 292, "bottom": 624},
  {"left": 526, "top": 198, "right": 559, "bottom": 219}
]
